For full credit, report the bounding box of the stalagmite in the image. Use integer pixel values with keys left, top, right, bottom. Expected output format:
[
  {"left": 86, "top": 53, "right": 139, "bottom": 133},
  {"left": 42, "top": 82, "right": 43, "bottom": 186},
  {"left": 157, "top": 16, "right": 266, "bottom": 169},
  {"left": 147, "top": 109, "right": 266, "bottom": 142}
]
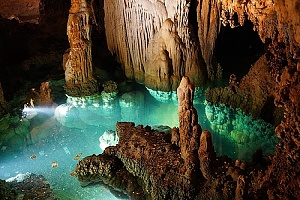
[
  {"left": 198, "top": 130, "right": 215, "bottom": 181},
  {"left": 64, "top": 0, "right": 98, "bottom": 97},
  {"left": 177, "top": 76, "right": 202, "bottom": 181}
]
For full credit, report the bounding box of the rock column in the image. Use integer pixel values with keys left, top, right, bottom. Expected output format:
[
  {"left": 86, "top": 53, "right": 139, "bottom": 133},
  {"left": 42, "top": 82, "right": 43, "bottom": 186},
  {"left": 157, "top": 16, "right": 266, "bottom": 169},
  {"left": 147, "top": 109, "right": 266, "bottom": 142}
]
[
  {"left": 198, "top": 130, "right": 215, "bottom": 181},
  {"left": 177, "top": 76, "right": 202, "bottom": 181},
  {"left": 64, "top": 0, "right": 98, "bottom": 97}
]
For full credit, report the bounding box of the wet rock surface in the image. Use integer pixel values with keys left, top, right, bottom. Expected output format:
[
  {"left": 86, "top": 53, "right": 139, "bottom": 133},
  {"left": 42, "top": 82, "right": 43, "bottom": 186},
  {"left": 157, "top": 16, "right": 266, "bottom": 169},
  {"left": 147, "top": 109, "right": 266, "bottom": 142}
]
[
  {"left": 74, "top": 75, "right": 300, "bottom": 199},
  {"left": 1, "top": 173, "right": 56, "bottom": 200},
  {"left": 206, "top": 55, "right": 283, "bottom": 125}
]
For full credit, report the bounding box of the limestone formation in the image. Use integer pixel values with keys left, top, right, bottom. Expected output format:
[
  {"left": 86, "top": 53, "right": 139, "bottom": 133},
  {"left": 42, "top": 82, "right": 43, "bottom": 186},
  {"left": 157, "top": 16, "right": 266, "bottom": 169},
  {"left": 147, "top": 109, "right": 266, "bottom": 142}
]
[
  {"left": 198, "top": 130, "right": 215, "bottom": 181},
  {"left": 235, "top": 175, "right": 247, "bottom": 200},
  {"left": 0, "top": 0, "right": 40, "bottom": 24},
  {"left": 206, "top": 54, "right": 283, "bottom": 125},
  {"left": 73, "top": 74, "right": 300, "bottom": 199},
  {"left": 30, "top": 82, "right": 56, "bottom": 106},
  {"left": 64, "top": 0, "right": 98, "bottom": 97},
  {"left": 203, "top": 1, "right": 300, "bottom": 198},
  {"left": 197, "top": 0, "right": 222, "bottom": 80},
  {"left": 75, "top": 122, "right": 199, "bottom": 199},
  {"left": 177, "top": 76, "right": 202, "bottom": 181},
  {"left": 104, "top": 0, "right": 207, "bottom": 92}
]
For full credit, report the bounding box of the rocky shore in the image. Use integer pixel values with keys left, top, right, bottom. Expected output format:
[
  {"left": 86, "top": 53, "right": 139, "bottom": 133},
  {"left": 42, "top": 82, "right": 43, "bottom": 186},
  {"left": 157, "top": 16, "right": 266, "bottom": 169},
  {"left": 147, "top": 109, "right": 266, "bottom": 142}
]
[{"left": 73, "top": 77, "right": 276, "bottom": 199}]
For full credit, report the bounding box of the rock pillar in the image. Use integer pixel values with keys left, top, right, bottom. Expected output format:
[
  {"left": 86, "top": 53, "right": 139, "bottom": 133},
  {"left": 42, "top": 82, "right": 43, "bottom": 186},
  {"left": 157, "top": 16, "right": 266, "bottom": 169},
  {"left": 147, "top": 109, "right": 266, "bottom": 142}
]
[
  {"left": 198, "top": 130, "right": 215, "bottom": 181},
  {"left": 177, "top": 76, "right": 202, "bottom": 181},
  {"left": 64, "top": 0, "right": 98, "bottom": 97}
]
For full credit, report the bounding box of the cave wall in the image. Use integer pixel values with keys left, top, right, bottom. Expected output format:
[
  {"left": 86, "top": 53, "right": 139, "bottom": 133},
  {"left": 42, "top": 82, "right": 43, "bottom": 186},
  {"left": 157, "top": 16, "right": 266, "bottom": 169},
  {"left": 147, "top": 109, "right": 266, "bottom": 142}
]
[
  {"left": 207, "top": 1, "right": 300, "bottom": 198},
  {"left": 104, "top": 0, "right": 207, "bottom": 91},
  {"left": 0, "top": 0, "right": 40, "bottom": 23}
]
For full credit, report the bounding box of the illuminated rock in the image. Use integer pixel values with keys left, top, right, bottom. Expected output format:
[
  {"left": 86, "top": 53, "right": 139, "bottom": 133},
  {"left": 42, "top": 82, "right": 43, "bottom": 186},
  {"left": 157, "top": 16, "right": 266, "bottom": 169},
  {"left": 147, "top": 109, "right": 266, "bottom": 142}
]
[
  {"left": 64, "top": 0, "right": 98, "bottom": 97},
  {"left": 204, "top": 101, "right": 277, "bottom": 160},
  {"left": 6, "top": 172, "right": 31, "bottom": 183},
  {"left": 177, "top": 76, "right": 202, "bottom": 181},
  {"left": 198, "top": 130, "right": 215, "bottom": 181},
  {"left": 99, "top": 130, "right": 119, "bottom": 151},
  {"left": 0, "top": 0, "right": 40, "bottom": 24},
  {"left": 146, "top": 87, "right": 177, "bottom": 103},
  {"left": 206, "top": 55, "right": 282, "bottom": 125},
  {"left": 104, "top": 0, "right": 207, "bottom": 92},
  {"left": 197, "top": 0, "right": 222, "bottom": 80}
]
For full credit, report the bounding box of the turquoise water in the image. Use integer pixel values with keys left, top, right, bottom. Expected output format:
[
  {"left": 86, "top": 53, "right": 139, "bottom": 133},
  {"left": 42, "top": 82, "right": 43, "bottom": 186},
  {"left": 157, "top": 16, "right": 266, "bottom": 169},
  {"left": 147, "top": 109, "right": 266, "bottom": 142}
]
[{"left": 0, "top": 84, "right": 277, "bottom": 199}]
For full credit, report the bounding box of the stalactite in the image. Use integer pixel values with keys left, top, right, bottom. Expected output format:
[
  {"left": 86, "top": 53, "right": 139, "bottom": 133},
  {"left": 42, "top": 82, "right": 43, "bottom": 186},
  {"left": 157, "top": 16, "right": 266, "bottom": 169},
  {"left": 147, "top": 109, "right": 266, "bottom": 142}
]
[
  {"left": 104, "top": 0, "right": 207, "bottom": 91},
  {"left": 197, "top": 0, "right": 222, "bottom": 80}
]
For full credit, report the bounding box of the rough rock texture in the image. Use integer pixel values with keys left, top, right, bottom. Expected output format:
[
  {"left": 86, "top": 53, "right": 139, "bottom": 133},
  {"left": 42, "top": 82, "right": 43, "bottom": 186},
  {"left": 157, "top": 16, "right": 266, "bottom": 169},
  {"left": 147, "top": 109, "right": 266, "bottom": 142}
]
[
  {"left": 74, "top": 152, "right": 144, "bottom": 199},
  {"left": 74, "top": 77, "right": 205, "bottom": 199},
  {"left": 197, "top": 0, "right": 300, "bottom": 80},
  {"left": 205, "top": 0, "right": 300, "bottom": 198},
  {"left": 197, "top": 0, "right": 222, "bottom": 80},
  {"left": 0, "top": 179, "right": 17, "bottom": 199},
  {"left": 219, "top": 0, "right": 300, "bottom": 54},
  {"left": 206, "top": 54, "right": 283, "bottom": 125},
  {"left": 265, "top": 62, "right": 300, "bottom": 199},
  {"left": 177, "top": 76, "right": 202, "bottom": 181},
  {"left": 104, "top": 0, "right": 207, "bottom": 91},
  {"left": 64, "top": 0, "right": 98, "bottom": 97},
  {"left": 198, "top": 130, "right": 215, "bottom": 181},
  {"left": 0, "top": 0, "right": 40, "bottom": 24},
  {"left": 76, "top": 122, "right": 199, "bottom": 200},
  {"left": 1, "top": 173, "right": 57, "bottom": 200},
  {"left": 29, "top": 81, "right": 57, "bottom": 107},
  {"left": 74, "top": 72, "right": 300, "bottom": 199},
  {"left": 0, "top": 83, "right": 8, "bottom": 118}
]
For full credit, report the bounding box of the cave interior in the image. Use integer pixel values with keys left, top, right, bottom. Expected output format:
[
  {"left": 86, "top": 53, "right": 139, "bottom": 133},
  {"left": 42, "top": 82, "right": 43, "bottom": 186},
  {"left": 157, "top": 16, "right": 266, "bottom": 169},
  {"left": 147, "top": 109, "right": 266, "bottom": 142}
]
[{"left": 0, "top": 0, "right": 299, "bottom": 199}]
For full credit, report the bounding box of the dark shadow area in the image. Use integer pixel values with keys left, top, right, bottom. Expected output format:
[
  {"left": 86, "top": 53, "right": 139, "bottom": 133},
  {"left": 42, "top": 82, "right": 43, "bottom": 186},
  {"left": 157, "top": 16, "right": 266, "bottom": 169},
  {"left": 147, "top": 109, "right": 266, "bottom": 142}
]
[{"left": 216, "top": 20, "right": 265, "bottom": 80}]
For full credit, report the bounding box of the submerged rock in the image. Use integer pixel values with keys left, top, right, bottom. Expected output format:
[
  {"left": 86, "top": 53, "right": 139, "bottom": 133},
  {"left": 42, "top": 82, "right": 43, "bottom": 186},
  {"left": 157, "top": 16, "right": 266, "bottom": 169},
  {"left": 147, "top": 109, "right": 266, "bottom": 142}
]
[{"left": 1, "top": 173, "right": 56, "bottom": 200}]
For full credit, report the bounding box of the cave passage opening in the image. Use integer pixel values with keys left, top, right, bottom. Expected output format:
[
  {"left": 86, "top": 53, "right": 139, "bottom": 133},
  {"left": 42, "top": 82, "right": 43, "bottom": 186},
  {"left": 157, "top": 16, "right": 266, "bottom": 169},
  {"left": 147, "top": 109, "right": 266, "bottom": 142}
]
[{"left": 216, "top": 20, "right": 265, "bottom": 80}]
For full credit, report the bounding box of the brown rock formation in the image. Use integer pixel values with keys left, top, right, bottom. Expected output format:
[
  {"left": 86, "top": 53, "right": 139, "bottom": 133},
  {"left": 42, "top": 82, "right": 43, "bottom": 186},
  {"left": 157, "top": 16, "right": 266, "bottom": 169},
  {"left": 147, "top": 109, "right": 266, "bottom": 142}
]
[
  {"left": 74, "top": 75, "right": 300, "bottom": 199},
  {"left": 5, "top": 173, "right": 57, "bottom": 200},
  {"left": 265, "top": 63, "right": 300, "bottom": 198},
  {"left": 104, "top": 0, "right": 207, "bottom": 91},
  {"left": 177, "top": 76, "right": 202, "bottom": 181},
  {"left": 76, "top": 122, "right": 199, "bottom": 199},
  {"left": 197, "top": 0, "right": 222, "bottom": 80},
  {"left": 28, "top": 81, "right": 56, "bottom": 107},
  {"left": 0, "top": 0, "right": 40, "bottom": 23},
  {"left": 74, "top": 77, "right": 206, "bottom": 199},
  {"left": 64, "top": 0, "right": 98, "bottom": 97},
  {"left": 206, "top": 54, "right": 283, "bottom": 124},
  {"left": 198, "top": 130, "right": 215, "bottom": 181},
  {"left": 204, "top": 1, "right": 300, "bottom": 198}
]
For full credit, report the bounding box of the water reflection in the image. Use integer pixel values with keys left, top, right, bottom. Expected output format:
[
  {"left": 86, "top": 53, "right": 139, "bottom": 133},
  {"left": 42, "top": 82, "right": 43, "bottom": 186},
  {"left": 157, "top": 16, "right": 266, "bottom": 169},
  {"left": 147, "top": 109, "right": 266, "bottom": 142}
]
[
  {"left": 204, "top": 101, "right": 277, "bottom": 160},
  {"left": 0, "top": 84, "right": 277, "bottom": 199}
]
